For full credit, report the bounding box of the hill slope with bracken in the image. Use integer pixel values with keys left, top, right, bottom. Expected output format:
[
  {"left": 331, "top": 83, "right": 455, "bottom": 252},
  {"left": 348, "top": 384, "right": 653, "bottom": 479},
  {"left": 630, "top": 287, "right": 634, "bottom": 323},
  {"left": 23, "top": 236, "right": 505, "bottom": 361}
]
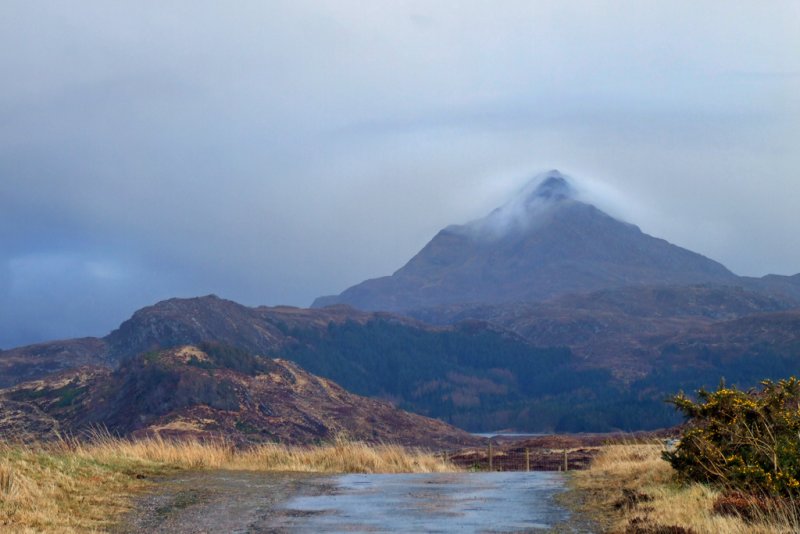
[
  {"left": 0, "top": 292, "right": 800, "bottom": 439},
  {"left": 313, "top": 171, "right": 740, "bottom": 311},
  {"left": 0, "top": 296, "right": 410, "bottom": 388},
  {"left": 0, "top": 343, "right": 480, "bottom": 448},
  {"left": 3, "top": 288, "right": 800, "bottom": 432},
  {"left": 408, "top": 284, "right": 800, "bottom": 381}
]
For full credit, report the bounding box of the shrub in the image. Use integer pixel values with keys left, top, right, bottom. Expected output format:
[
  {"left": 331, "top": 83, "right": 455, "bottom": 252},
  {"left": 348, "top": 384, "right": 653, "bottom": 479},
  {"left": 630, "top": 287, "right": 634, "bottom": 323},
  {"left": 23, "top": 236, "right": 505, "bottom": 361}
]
[
  {"left": 197, "top": 342, "right": 275, "bottom": 375},
  {"left": 664, "top": 377, "right": 800, "bottom": 496}
]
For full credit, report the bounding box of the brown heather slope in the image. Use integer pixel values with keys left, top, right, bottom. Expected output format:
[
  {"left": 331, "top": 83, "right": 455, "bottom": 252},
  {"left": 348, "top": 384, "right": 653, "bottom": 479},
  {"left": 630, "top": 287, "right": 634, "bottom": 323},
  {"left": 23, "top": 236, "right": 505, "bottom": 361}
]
[
  {"left": 0, "top": 337, "right": 110, "bottom": 388},
  {"left": 103, "top": 295, "right": 424, "bottom": 361},
  {"left": 0, "top": 345, "right": 481, "bottom": 449},
  {"left": 103, "top": 297, "right": 395, "bottom": 360},
  {"left": 649, "top": 308, "right": 800, "bottom": 372},
  {"left": 3, "top": 290, "right": 800, "bottom": 434},
  {"left": 0, "top": 295, "right": 434, "bottom": 388},
  {"left": 3, "top": 285, "right": 798, "bottom": 391},
  {"left": 409, "top": 284, "right": 799, "bottom": 380}
]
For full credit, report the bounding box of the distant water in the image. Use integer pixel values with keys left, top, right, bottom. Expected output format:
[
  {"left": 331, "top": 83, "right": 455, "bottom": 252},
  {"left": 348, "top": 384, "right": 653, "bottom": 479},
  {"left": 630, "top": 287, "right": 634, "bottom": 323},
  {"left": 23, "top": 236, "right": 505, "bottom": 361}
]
[
  {"left": 272, "top": 472, "right": 573, "bottom": 533},
  {"left": 472, "top": 432, "right": 551, "bottom": 439}
]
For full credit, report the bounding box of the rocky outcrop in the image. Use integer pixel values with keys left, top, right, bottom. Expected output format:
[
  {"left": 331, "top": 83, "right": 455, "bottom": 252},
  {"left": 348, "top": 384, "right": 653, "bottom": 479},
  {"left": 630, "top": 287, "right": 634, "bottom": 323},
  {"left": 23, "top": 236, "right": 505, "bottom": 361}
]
[{"left": 0, "top": 345, "right": 481, "bottom": 449}]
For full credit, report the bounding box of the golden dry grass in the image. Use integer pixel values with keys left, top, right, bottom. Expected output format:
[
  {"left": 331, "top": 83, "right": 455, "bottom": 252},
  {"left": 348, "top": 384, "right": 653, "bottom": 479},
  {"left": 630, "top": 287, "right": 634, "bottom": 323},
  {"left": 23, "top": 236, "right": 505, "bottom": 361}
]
[
  {"left": 76, "top": 433, "right": 455, "bottom": 474},
  {"left": 0, "top": 435, "right": 454, "bottom": 533},
  {"left": 572, "top": 442, "right": 800, "bottom": 533},
  {"left": 0, "top": 441, "right": 153, "bottom": 533}
]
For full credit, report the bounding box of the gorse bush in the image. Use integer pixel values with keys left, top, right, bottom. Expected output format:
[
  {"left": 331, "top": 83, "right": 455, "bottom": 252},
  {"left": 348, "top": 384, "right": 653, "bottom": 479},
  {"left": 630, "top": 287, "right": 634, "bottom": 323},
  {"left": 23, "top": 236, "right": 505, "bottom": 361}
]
[{"left": 664, "top": 377, "right": 800, "bottom": 496}]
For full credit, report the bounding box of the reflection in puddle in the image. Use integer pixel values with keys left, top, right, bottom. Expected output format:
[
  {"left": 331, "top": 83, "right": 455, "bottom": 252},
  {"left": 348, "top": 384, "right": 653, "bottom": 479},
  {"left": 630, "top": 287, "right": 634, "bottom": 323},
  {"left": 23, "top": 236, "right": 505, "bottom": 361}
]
[{"left": 274, "top": 472, "right": 570, "bottom": 533}]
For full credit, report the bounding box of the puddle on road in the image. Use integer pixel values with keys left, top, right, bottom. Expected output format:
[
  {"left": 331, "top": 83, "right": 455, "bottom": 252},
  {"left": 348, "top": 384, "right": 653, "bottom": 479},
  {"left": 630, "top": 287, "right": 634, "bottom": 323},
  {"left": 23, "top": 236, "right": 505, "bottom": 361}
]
[
  {"left": 272, "top": 472, "right": 571, "bottom": 533},
  {"left": 118, "top": 470, "right": 581, "bottom": 533}
]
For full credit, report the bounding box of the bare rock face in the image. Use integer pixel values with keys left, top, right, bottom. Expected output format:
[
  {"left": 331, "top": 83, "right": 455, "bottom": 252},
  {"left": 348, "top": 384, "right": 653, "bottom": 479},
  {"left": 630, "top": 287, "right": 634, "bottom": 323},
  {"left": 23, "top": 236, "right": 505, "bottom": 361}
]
[
  {"left": 313, "top": 171, "right": 737, "bottom": 311},
  {"left": 0, "top": 344, "right": 480, "bottom": 449}
]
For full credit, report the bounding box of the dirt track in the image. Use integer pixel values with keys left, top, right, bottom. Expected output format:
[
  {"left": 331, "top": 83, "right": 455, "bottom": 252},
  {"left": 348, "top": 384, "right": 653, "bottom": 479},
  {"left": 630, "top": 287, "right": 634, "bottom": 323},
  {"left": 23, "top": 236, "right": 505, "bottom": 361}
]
[{"left": 116, "top": 470, "right": 583, "bottom": 533}]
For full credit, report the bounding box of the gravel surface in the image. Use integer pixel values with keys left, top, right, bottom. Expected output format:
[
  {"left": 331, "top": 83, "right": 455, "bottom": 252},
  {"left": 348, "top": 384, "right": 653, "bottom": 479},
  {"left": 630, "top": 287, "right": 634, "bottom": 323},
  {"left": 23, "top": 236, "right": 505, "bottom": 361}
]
[
  {"left": 115, "top": 470, "right": 587, "bottom": 533},
  {"left": 114, "top": 470, "right": 332, "bottom": 534}
]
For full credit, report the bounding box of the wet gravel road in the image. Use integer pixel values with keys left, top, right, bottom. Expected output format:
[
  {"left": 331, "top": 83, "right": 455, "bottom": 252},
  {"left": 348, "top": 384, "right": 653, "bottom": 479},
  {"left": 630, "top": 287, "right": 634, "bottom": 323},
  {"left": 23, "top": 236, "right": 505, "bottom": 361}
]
[{"left": 117, "top": 470, "right": 583, "bottom": 533}]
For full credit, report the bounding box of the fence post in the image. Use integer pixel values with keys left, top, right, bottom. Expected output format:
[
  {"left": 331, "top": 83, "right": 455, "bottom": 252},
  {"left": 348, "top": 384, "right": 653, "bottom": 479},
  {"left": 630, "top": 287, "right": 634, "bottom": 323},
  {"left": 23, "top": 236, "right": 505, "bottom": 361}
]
[
  {"left": 488, "top": 441, "right": 493, "bottom": 471},
  {"left": 525, "top": 448, "right": 530, "bottom": 472},
  {"left": 563, "top": 449, "right": 568, "bottom": 472}
]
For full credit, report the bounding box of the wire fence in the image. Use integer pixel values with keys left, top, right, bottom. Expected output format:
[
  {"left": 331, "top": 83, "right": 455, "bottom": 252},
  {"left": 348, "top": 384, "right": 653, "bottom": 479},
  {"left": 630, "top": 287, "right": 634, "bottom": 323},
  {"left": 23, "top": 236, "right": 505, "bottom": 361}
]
[{"left": 441, "top": 444, "right": 598, "bottom": 472}]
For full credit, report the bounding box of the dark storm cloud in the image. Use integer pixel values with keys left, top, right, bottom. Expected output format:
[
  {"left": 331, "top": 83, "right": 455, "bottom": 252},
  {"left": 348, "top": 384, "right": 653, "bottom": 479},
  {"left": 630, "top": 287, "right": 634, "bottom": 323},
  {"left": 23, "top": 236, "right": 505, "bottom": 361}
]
[{"left": 1, "top": 1, "right": 799, "bottom": 347}]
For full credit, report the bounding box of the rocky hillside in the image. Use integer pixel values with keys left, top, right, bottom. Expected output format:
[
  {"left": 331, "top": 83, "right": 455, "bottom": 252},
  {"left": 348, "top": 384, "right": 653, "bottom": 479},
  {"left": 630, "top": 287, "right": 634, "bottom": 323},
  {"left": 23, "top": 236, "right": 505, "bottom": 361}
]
[
  {"left": 0, "top": 296, "right": 419, "bottom": 388},
  {"left": 0, "top": 338, "right": 111, "bottom": 388},
  {"left": 408, "top": 284, "right": 800, "bottom": 381},
  {"left": 313, "top": 171, "right": 738, "bottom": 311},
  {"left": 2, "top": 289, "right": 800, "bottom": 433},
  {"left": 0, "top": 344, "right": 480, "bottom": 449},
  {"left": 103, "top": 296, "right": 394, "bottom": 361}
]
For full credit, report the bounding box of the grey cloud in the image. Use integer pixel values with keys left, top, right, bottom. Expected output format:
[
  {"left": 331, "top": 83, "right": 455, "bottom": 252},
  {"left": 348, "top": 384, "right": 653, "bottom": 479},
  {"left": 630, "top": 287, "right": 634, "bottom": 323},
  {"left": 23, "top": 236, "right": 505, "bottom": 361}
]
[{"left": 1, "top": 1, "right": 799, "bottom": 347}]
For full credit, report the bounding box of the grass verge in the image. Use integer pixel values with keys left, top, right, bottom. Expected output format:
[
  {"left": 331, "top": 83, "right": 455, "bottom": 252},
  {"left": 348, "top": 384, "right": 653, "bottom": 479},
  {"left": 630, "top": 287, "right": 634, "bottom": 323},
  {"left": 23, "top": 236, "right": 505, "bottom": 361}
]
[
  {"left": 570, "top": 442, "right": 800, "bottom": 533},
  {"left": 0, "top": 435, "right": 454, "bottom": 533}
]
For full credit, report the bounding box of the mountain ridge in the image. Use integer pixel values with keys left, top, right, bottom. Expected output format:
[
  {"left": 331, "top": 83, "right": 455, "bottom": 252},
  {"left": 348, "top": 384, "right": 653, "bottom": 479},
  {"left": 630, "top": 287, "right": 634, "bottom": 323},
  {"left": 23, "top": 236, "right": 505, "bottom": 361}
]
[
  {"left": 2, "top": 287, "right": 800, "bottom": 432},
  {"left": 313, "top": 171, "right": 738, "bottom": 311}
]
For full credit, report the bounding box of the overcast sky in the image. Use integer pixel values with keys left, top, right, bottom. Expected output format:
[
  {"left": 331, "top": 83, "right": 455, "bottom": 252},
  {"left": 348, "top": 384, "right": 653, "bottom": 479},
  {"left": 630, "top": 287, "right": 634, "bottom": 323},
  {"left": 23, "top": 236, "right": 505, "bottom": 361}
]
[{"left": 1, "top": 1, "right": 799, "bottom": 348}]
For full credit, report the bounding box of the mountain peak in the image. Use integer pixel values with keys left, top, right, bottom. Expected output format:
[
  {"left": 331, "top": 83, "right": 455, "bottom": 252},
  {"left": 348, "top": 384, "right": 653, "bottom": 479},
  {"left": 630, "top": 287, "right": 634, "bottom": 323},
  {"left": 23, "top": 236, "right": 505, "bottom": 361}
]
[
  {"left": 530, "top": 170, "right": 573, "bottom": 202},
  {"left": 312, "top": 170, "right": 738, "bottom": 311},
  {"left": 465, "top": 170, "right": 577, "bottom": 237}
]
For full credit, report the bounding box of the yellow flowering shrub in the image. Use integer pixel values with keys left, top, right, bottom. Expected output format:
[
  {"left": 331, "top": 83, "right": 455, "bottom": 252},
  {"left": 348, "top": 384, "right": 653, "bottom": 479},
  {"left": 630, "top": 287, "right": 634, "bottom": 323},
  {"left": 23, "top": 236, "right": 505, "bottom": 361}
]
[{"left": 665, "top": 377, "right": 800, "bottom": 496}]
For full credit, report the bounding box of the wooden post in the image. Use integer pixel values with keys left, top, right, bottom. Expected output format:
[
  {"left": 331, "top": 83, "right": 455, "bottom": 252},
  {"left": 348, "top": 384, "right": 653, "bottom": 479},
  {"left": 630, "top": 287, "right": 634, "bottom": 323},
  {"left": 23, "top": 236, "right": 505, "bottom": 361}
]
[
  {"left": 525, "top": 448, "right": 530, "bottom": 472},
  {"left": 563, "top": 449, "right": 568, "bottom": 472},
  {"left": 488, "top": 442, "right": 493, "bottom": 471}
]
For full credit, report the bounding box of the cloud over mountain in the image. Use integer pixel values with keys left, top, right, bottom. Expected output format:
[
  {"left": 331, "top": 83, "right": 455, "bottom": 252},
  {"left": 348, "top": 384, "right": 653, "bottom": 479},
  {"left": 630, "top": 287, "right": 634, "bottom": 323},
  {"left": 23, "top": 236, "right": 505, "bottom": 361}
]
[
  {"left": 314, "top": 172, "right": 737, "bottom": 311},
  {"left": 1, "top": 2, "right": 798, "bottom": 347}
]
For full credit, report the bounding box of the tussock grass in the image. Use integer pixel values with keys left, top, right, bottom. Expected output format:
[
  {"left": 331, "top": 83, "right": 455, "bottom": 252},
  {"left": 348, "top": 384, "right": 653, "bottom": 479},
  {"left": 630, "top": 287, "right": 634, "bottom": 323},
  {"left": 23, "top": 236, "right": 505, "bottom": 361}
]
[
  {"left": 0, "top": 440, "right": 153, "bottom": 533},
  {"left": 75, "top": 433, "right": 454, "bottom": 474},
  {"left": 0, "top": 434, "right": 454, "bottom": 533},
  {"left": 572, "top": 442, "right": 800, "bottom": 533}
]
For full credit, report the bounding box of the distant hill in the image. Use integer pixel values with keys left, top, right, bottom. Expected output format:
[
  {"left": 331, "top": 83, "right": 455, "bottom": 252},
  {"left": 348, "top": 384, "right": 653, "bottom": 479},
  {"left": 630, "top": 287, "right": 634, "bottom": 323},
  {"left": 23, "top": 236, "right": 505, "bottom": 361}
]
[
  {"left": 104, "top": 296, "right": 389, "bottom": 361},
  {"left": 0, "top": 337, "right": 111, "bottom": 389},
  {"left": 0, "top": 296, "right": 404, "bottom": 388},
  {"left": 0, "top": 344, "right": 481, "bottom": 449},
  {"left": 408, "top": 284, "right": 800, "bottom": 381},
  {"left": 313, "top": 171, "right": 739, "bottom": 311},
  {"left": 2, "top": 296, "right": 610, "bottom": 432},
  {"left": 3, "top": 291, "right": 800, "bottom": 433}
]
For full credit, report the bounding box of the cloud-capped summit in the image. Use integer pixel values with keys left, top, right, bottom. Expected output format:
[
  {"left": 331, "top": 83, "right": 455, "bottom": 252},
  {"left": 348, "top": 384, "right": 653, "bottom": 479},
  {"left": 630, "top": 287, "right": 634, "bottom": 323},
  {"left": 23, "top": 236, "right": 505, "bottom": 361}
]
[
  {"left": 524, "top": 170, "right": 574, "bottom": 201},
  {"left": 460, "top": 170, "right": 578, "bottom": 239},
  {"left": 313, "top": 171, "right": 737, "bottom": 311}
]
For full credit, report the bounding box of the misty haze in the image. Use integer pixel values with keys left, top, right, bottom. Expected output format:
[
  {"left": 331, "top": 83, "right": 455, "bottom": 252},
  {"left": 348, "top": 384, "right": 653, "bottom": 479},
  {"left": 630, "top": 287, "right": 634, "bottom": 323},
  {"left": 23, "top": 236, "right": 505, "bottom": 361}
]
[{"left": 2, "top": 2, "right": 800, "bottom": 533}]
